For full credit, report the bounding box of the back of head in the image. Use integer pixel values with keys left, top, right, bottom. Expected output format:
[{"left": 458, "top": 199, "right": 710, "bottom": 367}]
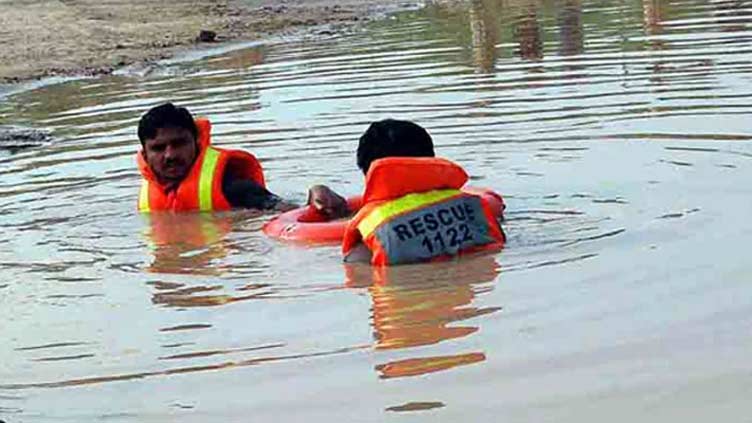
[
  {"left": 137, "top": 103, "right": 197, "bottom": 146},
  {"left": 356, "top": 119, "right": 435, "bottom": 174}
]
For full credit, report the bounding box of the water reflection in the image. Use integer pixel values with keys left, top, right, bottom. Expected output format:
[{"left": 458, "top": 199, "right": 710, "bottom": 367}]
[
  {"left": 149, "top": 279, "right": 274, "bottom": 308},
  {"left": 642, "top": 0, "right": 666, "bottom": 38},
  {"left": 345, "top": 256, "right": 501, "bottom": 378},
  {"left": 469, "top": 0, "right": 501, "bottom": 72},
  {"left": 142, "top": 213, "right": 236, "bottom": 275},
  {"left": 0, "top": 344, "right": 366, "bottom": 390},
  {"left": 511, "top": 0, "right": 543, "bottom": 61},
  {"left": 713, "top": 0, "right": 750, "bottom": 32},
  {"left": 2, "top": 0, "right": 752, "bottom": 417},
  {"left": 143, "top": 212, "right": 277, "bottom": 307},
  {"left": 141, "top": 211, "right": 270, "bottom": 276},
  {"left": 558, "top": 0, "right": 583, "bottom": 57},
  {"left": 376, "top": 352, "right": 486, "bottom": 379},
  {"left": 462, "top": 0, "right": 582, "bottom": 71},
  {"left": 643, "top": 0, "right": 668, "bottom": 72}
]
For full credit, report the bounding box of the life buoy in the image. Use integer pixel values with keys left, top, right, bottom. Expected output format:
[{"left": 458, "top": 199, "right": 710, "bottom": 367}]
[{"left": 263, "top": 187, "right": 504, "bottom": 245}]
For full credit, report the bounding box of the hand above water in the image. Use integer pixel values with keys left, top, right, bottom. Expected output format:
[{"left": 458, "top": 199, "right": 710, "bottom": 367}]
[{"left": 308, "top": 184, "right": 349, "bottom": 219}]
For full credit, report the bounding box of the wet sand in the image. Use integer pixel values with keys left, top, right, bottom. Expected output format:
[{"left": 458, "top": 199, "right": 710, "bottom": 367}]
[{"left": 0, "top": 0, "right": 411, "bottom": 84}]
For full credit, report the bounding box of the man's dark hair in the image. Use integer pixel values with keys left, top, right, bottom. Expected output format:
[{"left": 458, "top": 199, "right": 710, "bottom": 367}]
[
  {"left": 356, "top": 119, "right": 435, "bottom": 174},
  {"left": 137, "top": 103, "right": 198, "bottom": 146}
]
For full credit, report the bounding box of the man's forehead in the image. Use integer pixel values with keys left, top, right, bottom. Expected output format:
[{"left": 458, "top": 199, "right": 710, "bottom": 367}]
[{"left": 148, "top": 127, "right": 194, "bottom": 142}]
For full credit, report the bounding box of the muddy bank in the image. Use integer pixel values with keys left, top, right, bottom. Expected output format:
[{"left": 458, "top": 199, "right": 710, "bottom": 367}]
[{"left": 0, "top": 0, "right": 415, "bottom": 84}]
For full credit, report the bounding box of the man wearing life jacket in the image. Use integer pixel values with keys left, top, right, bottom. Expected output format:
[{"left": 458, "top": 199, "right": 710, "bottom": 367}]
[
  {"left": 337, "top": 119, "right": 506, "bottom": 266},
  {"left": 137, "top": 103, "right": 342, "bottom": 213}
]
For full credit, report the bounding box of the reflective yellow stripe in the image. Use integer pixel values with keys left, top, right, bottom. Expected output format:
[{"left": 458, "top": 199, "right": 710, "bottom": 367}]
[
  {"left": 199, "top": 147, "right": 221, "bottom": 211},
  {"left": 139, "top": 180, "right": 151, "bottom": 213},
  {"left": 358, "top": 189, "right": 461, "bottom": 237}
]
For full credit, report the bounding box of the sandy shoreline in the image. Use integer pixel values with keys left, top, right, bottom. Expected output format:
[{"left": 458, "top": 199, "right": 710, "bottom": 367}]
[{"left": 0, "top": 0, "right": 414, "bottom": 84}]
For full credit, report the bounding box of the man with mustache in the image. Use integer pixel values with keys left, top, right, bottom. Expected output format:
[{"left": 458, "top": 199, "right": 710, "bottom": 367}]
[{"left": 136, "top": 102, "right": 346, "bottom": 213}]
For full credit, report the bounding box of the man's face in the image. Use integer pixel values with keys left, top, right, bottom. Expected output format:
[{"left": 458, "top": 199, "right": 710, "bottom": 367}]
[{"left": 143, "top": 127, "right": 197, "bottom": 186}]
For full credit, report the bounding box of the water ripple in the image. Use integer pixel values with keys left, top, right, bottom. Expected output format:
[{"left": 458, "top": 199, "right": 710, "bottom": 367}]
[{"left": 0, "top": 0, "right": 751, "bottom": 418}]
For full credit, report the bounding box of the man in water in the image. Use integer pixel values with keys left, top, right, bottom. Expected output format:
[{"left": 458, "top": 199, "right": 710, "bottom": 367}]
[
  {"left": 338, "top": 119, "right": 506, "bottom": 265},
  {"left": 136, "top": 102, "right": 345, "bottom": 213}
]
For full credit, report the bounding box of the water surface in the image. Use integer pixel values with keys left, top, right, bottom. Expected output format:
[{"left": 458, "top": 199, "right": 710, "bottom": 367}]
[{"left": 1, "top": 0, "right": 752, "bottom": 421}]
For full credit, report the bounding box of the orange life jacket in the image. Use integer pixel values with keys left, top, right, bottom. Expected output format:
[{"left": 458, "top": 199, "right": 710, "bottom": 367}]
[
  {"left": 136, "top": 118, "right": 265, "bottom": 212},
  {"left": 342, "top": 157, "right": 506, "bottom": 266}
]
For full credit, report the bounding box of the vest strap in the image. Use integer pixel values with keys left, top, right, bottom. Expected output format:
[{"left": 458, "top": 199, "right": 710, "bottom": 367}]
[
  {"left": 199, "top": 147, "right": 221, "bottom": 211},
  {"left": 139, "top": 180, "right": 151, "bottom": 213}
]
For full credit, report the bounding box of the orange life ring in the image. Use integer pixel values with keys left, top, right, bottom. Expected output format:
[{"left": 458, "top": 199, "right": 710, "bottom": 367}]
[{"left": 263, "top": 187, "right": 505, "bottom": 245}]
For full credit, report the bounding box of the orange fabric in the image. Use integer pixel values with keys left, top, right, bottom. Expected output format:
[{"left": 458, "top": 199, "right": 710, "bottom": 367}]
[
  {"left": 195, "top": 117, "right": 211, "bottom": 150},
  {"left": 136, "top": 117, "right": 265, "bottom": 212},
  {"left": 342, "top": 158, "right": 505, "bottom": 266},
  {"left": 362, "top": 157, "right": 468, "bottom": 203}
]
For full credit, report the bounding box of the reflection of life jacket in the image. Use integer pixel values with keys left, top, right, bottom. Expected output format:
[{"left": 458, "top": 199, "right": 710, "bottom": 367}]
[
  {"left": 344, "top": 256, "right": 501, "bottom": 350},
  {"left": 342, "top": 157, "right": 505, "bottom": 266},
  {"left": 143, "top": 213, "right": 233, "bottom": 275},
  {"left": 136, "top": 118, "right": 265, "bottom": 212}
]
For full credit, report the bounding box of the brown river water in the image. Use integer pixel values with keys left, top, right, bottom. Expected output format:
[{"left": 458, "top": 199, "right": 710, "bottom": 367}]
[{"left": 1, "top": 0, "right": 752, "bottom": 421}]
